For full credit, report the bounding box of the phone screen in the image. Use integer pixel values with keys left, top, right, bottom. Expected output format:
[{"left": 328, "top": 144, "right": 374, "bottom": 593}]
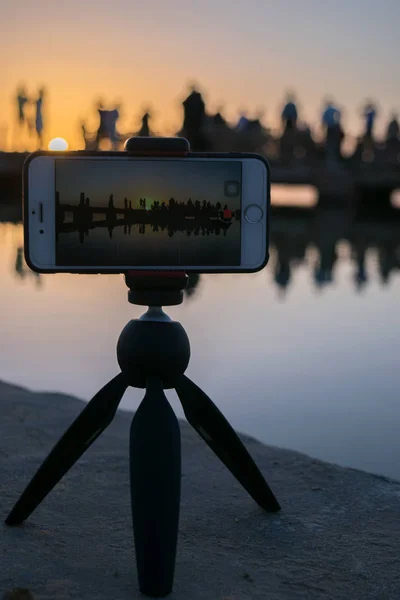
[{"left": 55, "top": 159, "right": 242, "bottom": 267}]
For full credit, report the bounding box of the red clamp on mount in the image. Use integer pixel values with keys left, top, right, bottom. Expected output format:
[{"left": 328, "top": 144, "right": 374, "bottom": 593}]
[{"left": 123, "top": 137, "right": 190, "bottom": 306}]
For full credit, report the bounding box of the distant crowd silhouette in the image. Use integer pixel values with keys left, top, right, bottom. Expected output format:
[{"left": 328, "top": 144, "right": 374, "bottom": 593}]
[
  {"left": 56, "top": 191, "right": 239, "bottom": 243},
  {"left": 10, "top": 82, "right": 399, "bottom": 166},
  {"left": 76, "top": 84, "right": 400, "bottom": 166}
]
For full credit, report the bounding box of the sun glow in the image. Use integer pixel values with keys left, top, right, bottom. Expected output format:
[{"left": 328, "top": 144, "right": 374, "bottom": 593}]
[{"left": 48, "top": 137, "right": 69, "bottom": 151}]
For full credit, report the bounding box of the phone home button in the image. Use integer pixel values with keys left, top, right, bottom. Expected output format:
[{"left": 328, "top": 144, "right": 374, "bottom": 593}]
[{"left": 245, "top": 204, "right": 264, "bottom": 224}]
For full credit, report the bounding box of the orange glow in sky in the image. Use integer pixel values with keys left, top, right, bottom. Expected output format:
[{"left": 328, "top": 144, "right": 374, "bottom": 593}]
[{"left": 1, "top": 0, "right": 399, "bottom": 151}]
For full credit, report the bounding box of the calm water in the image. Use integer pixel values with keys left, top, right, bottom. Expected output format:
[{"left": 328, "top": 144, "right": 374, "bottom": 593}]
[{"left": 1, "top": 204, "right": 400, "bottom": 479}]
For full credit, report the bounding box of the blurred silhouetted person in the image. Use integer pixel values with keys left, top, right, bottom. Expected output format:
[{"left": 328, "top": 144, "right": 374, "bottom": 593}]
[
  {"left": 138, "top": 109, "right": 151, "bottom": 136},
  {"left": 322, "top": 99, "right": 342, "bottom": 161},
  {"left": 322, "top": 99, "right": 340, "bottom": 130},
  {"left": 16, "top": 86, "right": 28, "bottom": 126},
  {"left": 213, "top": 106, "right": 226, "bottom": 126},
  {"left": 386, "top": 113, "right": 399, "bottom": 141},
  {"left": 236, "top": 110, "right": 249, "bottom": 132},
  {"left": 362, "top": 101, "right": 378, "bottom": 140},
  {"left": 35, "top": 88, "right": 45, "bottom": 149},
  {"left": 247, "top": 109, "right": 265, "bottom": 134},
  {"left": 385, "top": 112, "right": 400, "bottom": 160},
  {"left": 81, "top": 121, "right": 87, "bottom": 146},
  {"left": 96, "top": 100, "right": 120, "bottom": 150},
  {"left": 281, "top": 92, "right": 298, "bottom": 131},
  {"left": 182, "top": 84, "right": 208, "bottom": 150}
]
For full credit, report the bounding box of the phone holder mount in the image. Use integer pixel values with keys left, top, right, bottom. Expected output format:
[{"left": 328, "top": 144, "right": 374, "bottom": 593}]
[{"left": 5, "top": 137, "right": 280, "bottom": 598}]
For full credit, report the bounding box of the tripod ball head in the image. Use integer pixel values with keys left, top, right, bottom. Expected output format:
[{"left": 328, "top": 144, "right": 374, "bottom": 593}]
[{"left": 117, "top": 318, "right": 191, "bottom": 388}]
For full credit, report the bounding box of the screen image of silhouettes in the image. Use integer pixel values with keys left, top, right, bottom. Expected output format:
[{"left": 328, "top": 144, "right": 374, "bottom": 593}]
[{"left": 55, "top": 159, "right": 242, "bottom": 266}]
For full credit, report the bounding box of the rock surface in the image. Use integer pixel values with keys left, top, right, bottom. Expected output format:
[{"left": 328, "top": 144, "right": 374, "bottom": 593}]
[{"left": 1, "top": 380, "right": 400, "bottom": 599}]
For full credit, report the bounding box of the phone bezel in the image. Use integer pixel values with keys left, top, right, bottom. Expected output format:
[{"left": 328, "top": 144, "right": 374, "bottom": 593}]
[{"left": 24, "top": 151, "right": 270, "bottom": 274}]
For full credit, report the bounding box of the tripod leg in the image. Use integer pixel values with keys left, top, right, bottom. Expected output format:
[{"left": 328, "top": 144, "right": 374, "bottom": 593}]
[
  {"left": 5, "top": 373, "right": 129, "bottom": 526},
  {"left": 130, "top": 377, "right": 181, "bottom": 597},
  {"left": 175, "top": 375, "right": 280, "bottom": 512}
]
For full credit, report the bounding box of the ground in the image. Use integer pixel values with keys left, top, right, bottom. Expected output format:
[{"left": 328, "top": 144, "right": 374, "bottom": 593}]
[{"left": 1, "top": 380, "right": 400, "bottom": 599}]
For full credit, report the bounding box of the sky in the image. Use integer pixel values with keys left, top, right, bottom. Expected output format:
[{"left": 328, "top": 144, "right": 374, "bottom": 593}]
[
  {"left": 1, "top": 0, "right": 399, "bottom": 149},
  {"left": 56, "top": 159, "right": 242, "bottom": 209}
]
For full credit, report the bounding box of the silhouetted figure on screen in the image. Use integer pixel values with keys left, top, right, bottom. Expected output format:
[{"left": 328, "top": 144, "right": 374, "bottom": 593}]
[
  {"left": 124, "top": 198, "right": 128, "bottom": 210},
  {"left": 108, "top": 194, "right": 114, "bottom": 209},
  {"left": 281, "top": 92, "right": 298, "bottom": 132},
  {"left": 182, "top": 84, "right": 208, "bottom": 150}
]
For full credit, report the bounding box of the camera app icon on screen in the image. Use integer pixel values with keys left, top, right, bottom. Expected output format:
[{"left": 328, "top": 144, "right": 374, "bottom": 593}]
[{"left": 224, "top": 181, "right": 240, "bottom": 197}]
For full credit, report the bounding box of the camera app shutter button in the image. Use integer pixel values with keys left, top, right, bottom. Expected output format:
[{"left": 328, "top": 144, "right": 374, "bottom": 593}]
[{"left": 244, "top": 204, "right": 264, "bottom": 224}]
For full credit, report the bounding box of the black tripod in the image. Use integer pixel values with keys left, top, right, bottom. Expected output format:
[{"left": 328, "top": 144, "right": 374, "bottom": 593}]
[{"left": 5, "top": 139, "right": 280, "bottom": 598}]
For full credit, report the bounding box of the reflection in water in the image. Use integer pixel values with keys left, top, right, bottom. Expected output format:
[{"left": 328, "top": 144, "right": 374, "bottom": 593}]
[
  {"left": 269, "top": 208, "right": 400, "bottom": 297},
  {"left": 15, "top": 246, "right": 41, "bottom": 286},
  {"left": 1, "top": 206, "right": 400, "bottom": 480},
  {"left": 185, "top": 273, "right": 201, "bottom": 298},
  {"left": 10, "top": 213, "right": 400, "bottom": 297}
]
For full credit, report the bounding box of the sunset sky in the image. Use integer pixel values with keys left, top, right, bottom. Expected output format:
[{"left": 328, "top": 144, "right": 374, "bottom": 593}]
[{"left": 1, "top": 0, "right": 399, "bottom": 149}]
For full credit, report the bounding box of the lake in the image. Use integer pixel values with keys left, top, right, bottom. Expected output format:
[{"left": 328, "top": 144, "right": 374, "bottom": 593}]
[{"left": 1, "top": 196, "right": 400, "bottom": 480}]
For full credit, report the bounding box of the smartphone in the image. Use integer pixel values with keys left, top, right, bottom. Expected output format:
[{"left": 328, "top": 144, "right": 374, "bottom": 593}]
[{"left": 25, "top": 151, "right": 269, "bottom": 273}]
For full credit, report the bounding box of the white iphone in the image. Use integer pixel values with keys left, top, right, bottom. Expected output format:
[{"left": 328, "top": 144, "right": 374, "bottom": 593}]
[{"left": 25, "top": 152, "right": 269, "bottom": 273}]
